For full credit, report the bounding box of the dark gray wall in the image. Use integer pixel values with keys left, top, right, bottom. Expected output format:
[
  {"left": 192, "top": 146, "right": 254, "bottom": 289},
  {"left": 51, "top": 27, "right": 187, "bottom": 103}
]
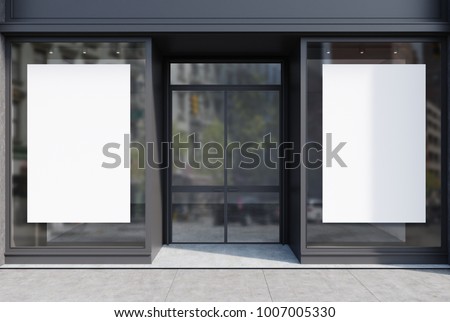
[
  {"left": 7, "top": 0, "right": 444, "bottom": 20},
  {"left": 1, "top": 0, "right": 449, "bottom": 264},
  {"left": 0, "top": 34, "right": 5, "bottom": 266},
  {"left": 1, "top": 0, "right": 447, "bottom": 33},
  {"left": 448, "top": 35, "right": 450, "bottom": 265},
  {"left": 148, "top": 41, "right": 164, "bottom": 262},
  {"left": 0, "top": 0, "right": 5, "bottom": 266},
  {"left": 287, "top": 44, "right": 301, "bottom": 261}
]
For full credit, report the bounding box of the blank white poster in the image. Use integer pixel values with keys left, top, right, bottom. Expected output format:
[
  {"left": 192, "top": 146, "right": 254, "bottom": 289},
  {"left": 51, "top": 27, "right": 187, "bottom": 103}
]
[
  {"left": 27, "top": 64, "right": 130, "bottom": 223},
  {"left": 322, "top": 64, "right": 426, "bottom": 223}
]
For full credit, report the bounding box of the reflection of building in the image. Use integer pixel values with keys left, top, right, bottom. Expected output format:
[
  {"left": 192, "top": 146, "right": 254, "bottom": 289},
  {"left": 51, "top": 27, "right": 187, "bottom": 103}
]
[
  {"left": 426, "top": 101, "right": 441, "bottom": 178},
  {"left": 171, "top": 63, "right": 280, "bottom": 86},
  {"left": 423, "top": 42, "right": 442, "bottom": 187}
]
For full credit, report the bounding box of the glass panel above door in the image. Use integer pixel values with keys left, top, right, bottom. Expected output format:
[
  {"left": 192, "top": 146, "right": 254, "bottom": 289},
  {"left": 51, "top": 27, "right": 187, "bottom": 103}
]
[{"left": 171, "top": 63, "right": 281, "bottom": 85}]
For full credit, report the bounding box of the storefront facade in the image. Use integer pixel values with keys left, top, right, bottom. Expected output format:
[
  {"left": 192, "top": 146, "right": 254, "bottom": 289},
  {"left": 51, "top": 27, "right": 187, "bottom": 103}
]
[{"left": 0, "top": 0, "right": 449, "bottom": 264}]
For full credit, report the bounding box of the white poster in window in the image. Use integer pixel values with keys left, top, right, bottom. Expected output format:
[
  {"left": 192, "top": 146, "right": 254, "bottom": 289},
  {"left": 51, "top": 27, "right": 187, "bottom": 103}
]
[
  {"left": 27, "top": 64, "right": 131, "bottom": 223},
  {"left": 322, "top": 64, "right": 426, "bottom": 223}
]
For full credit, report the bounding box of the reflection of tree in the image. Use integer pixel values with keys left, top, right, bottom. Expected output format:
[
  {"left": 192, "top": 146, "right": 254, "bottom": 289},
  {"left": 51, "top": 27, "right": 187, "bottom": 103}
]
[
  {"left": 228, "top": 92, "right": 277, "bottom": 141},
  {"left": 227, "top": 91, "right": 279, "bottom": 186},
  {"left": 426, "top": 169, "right": 440, "bottom": 193},
  {"left": 201, "top": 118, "right": 224, "bottom": 184},
  {"left": 172, "top": 121, "right": 188, "bottom": 168},
  {"left": 202, "top": 118, "right": 224, "bottom": 143},
  {"left": 172, "top": 88, "right": 279, "bottom": 187}
]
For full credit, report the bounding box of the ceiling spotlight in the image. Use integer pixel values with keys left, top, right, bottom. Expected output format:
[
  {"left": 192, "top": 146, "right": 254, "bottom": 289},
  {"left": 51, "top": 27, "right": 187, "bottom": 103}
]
[
  {"left": 49, "top": 51, "right": 53, "bottom": 54},
  {"left": 360, "top": 50, "right": 365, "bottom": 54},
  {"left": 393, "top": 50, "right": 398, "bottom": 55},
  {"left": 82, "top": 51, "right": 87, "bottom": 54},
  {"left": 116, "top": 51, "right": 120, "bottom": 54},
  {"left": 326, "top": 51, "right": 331, "bottom": 55}
]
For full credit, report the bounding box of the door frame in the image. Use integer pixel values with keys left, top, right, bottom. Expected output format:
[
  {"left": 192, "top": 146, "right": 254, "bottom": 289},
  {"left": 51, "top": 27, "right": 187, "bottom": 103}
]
[{"left": 164, "top": 58, "right": 288, "bottom": 244}]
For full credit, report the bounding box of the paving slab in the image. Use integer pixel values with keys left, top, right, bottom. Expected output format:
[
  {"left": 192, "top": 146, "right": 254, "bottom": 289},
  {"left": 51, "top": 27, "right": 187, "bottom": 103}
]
[
  {"left": 264, "top": 269, "right": 379, "bottom": 302},
  {"left": 1, "top": 268, "right": 450, "bottom": 302},
  {"left": 350, "top": 269, "right": 450, "bottom": 302},
  {"left": 0, "top": 269, "right": 177, "bottom": 302},
  {"left": 165, "top": 269, "right": 272, "bottom": 302}
]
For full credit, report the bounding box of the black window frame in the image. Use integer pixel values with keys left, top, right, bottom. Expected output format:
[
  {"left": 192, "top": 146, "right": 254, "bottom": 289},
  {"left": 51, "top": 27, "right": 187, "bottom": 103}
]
[
  {"left": 5, "top": 37, "right": 154, "bottom": 263},
  {"left": 299, "top": 37, "right": 448, "bottom": 264}
]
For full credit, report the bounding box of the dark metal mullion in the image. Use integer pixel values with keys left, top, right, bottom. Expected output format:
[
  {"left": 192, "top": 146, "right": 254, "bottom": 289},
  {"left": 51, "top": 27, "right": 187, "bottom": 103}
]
[
  {"left": 279, "top": 63, "right": 285, "bottom": 244},
  {"left": 300, "top": 38, "right": 307, "bottom": 256},
  {"left": 171, "top": 84, "right": 281, "bottom": 91},
  {"left": 442, "top": 36, "right": 449, "bottom": 254},
  {"left": 224, "top": 90, "right": 228, "bottom": 243},
  {"left": 167, "top": 85, "right": 172, "bottom": 244},
  {"left": 144, "top": 39, "right": 153, "bottom": 251},
  {"left": 171, "top": 186, "right": 224, "bottom": 192},
  {"left": 5, "top": 39, "right": 12, "bottom": 252},
  {"left": 172, "top": 185, "right": 279, "bottom": 192}
]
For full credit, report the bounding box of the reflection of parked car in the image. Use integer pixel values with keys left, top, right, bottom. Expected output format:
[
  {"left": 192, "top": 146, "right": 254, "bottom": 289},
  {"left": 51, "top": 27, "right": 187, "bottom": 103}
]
[
  {"left": 215, "top": 204, "right": 250, "bottom": 226},
  {"left": 214, "top": 196, "right": 279, "bottom": 226},
  {"left": 172, "top": 173, "right": 193, "bottom": 186},
  {"left": 172, "top": 203, "right": 190, "bottom": 221},
  {"left": 307, "top": 198, "right": 322, "bottom": 222}
]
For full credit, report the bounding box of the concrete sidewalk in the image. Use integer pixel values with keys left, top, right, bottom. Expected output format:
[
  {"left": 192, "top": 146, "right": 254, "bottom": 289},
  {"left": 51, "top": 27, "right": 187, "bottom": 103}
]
[{"left": 1, "top": 268, "right": 450, "bottom": 301}]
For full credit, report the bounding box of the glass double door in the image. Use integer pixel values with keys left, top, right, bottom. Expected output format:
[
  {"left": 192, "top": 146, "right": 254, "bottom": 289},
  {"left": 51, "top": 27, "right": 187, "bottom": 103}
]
[{"left": 170, "top": 88, "right": 280, "bottom": 243}]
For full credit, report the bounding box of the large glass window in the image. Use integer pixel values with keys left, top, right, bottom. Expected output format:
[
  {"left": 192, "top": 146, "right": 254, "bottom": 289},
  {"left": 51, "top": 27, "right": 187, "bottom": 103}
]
[
  {"left": 11, "top": 42, "right": 146, "bottom": 247},
  {"left": 305, "top": 42, "right": 442, "bottom": 247}
]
